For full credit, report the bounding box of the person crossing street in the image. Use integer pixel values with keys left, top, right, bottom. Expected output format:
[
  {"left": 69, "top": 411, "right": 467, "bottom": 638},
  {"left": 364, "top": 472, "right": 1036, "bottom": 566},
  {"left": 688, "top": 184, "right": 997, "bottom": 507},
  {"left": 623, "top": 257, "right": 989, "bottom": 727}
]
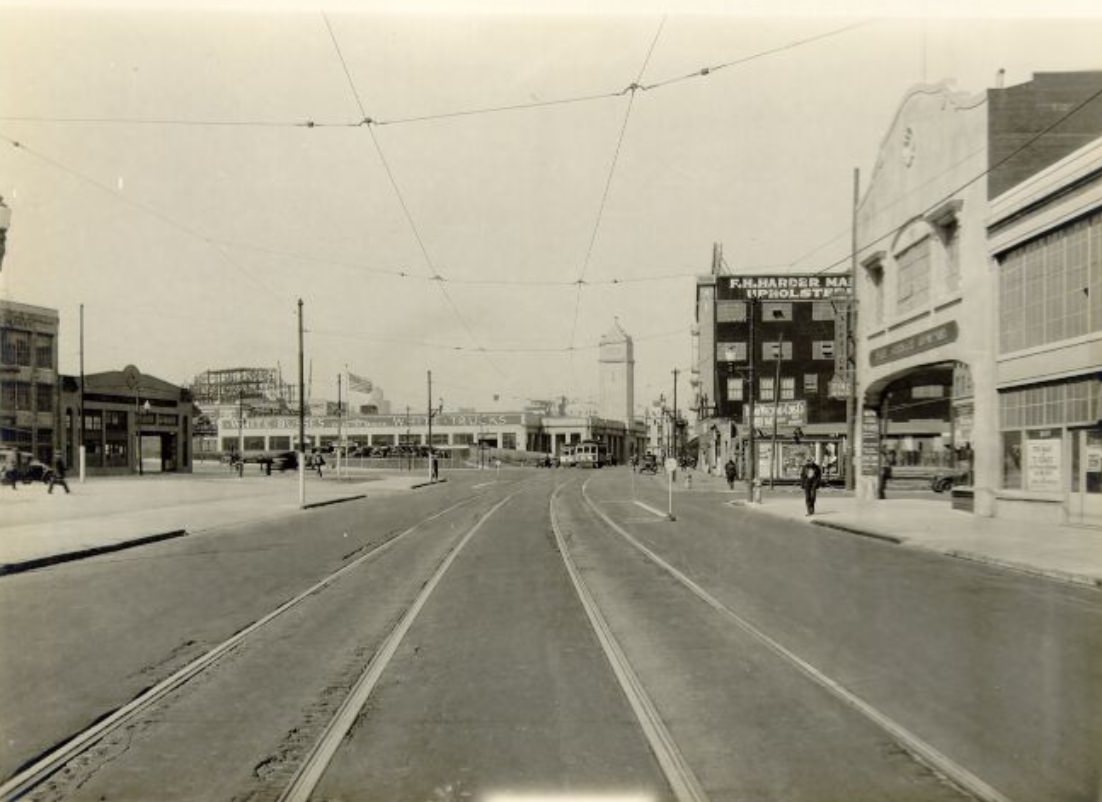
[
  {"left": 799, "top": 456, "right": 822, "bottom": 516},
  {"left": 48, "top": 455, "right": 70, "bottom": 494}
]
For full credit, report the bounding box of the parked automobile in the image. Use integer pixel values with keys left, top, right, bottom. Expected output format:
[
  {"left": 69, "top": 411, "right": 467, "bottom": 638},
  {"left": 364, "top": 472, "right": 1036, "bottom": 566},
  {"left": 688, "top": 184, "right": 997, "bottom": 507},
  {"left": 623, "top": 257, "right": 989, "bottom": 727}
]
[
  {"left": 931, "top": 471, "right": 969, "bottom": 493},
  {"left": 639, "top": 453, "right": 658, "bottom": 475}
]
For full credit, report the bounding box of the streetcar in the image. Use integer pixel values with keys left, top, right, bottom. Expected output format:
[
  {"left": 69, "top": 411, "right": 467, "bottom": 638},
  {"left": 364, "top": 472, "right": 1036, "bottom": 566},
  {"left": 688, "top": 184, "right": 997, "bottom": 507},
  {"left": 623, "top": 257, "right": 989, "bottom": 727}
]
[{"left": 573, "top": 439, "right": 609, "bottom": 468}]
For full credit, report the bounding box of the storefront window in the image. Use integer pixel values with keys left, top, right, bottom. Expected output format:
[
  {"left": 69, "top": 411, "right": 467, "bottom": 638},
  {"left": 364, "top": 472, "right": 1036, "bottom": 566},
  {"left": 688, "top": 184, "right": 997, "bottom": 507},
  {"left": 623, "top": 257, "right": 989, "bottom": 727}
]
[
  {"left": 1002, "top": 430, "right": 1022, "bottom": 489},
  {"left": 501, "top": 433, "right": 516, "bottom": 450},
  {"left": 269, "top": 436, "right": 290, "bottom": 451},
  {"left": 243, "top": 436, "right": 265, "bottom": 451}
]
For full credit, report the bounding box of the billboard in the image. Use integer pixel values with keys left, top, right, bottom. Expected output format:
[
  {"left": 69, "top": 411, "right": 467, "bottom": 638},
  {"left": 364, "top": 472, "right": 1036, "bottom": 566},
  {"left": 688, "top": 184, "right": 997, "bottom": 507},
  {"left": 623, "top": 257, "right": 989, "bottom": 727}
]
[{"left": 723, "top": 274, "right": 852, "bottom": 301}]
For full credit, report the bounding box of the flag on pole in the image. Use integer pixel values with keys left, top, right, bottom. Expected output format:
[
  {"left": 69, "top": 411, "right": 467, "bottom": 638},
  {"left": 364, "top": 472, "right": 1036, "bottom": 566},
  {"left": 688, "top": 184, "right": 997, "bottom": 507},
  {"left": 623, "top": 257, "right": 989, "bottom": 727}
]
[{"left": 348, "top": 373, "right": 374, "bottom": 394}]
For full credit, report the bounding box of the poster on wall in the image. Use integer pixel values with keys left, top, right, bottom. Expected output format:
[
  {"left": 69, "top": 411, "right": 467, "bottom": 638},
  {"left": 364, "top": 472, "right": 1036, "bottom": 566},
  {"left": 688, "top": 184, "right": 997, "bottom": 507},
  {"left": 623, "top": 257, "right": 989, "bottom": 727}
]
[{"left": 1025, "top": 431, "right": 1062, "bottom": 493}]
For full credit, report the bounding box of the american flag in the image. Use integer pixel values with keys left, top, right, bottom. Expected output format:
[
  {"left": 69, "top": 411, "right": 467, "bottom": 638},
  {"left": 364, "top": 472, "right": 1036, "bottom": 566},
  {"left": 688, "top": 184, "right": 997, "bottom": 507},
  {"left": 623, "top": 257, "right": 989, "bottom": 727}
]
[{"left": 347, "top": 373, "right": 373, "bottom": 393}]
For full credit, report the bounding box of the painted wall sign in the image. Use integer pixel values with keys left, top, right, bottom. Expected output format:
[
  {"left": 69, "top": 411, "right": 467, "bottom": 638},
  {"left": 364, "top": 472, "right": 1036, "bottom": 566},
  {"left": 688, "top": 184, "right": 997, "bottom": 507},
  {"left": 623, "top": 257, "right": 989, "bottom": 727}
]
[
  {"left": 743, "top": 400, "right": 807, "bottom": 428},
  {"left": 725, "top": 274, "right": 852, "bottom": 301},
  {"left": 869, "top": 321, "right": 959, "bottom": 367}
]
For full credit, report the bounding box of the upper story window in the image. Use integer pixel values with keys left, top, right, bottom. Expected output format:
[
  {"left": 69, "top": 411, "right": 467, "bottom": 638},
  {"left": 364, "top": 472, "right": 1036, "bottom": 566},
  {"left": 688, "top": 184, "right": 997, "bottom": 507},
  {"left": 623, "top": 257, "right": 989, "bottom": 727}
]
[
  {"left": 927, "top": 199, "right": 963, "bottom": 296},
  {"left": 998, "top": 211, "right": 1101, "bottom": 353},
  {"left": 761, "top": 302, "right": 792, "bottom": 322},
  {"left": 812, "top": 301, "right": 837, "bottom": 321},
  {"left": 896, "top": 237, "right": 932, "bottom": 316},
  {"left": 717, "top": 342, "right": 747, "bottom": 363},
  {"left": 35, "top": 334, "right": 53, "bottom": 369},
  {"left": 861, "top": 251, "right": 886, "bottom": 326},
  {"left": 716, "top": 301, "right": 746, "bottom": 323},
  {"left": 761, "top": 341, "right": 794, "bottom": 361},
  {"left": 812, "top": 340, "right": 835, "bottom": 360},
  {"left": 1, "top": 329, "right": 31, "bottom": 366}
]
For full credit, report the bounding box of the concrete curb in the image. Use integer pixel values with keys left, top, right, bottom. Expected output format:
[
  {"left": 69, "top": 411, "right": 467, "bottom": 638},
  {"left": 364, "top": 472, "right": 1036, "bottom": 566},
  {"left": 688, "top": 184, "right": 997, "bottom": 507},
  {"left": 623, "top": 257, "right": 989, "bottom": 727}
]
[
  {"left": 0, "top": 529, "right": 188, "bottom": 578},
  {"left": 812, "top": 520, "right": 903, "bottom": 545},
  {"left": 737, "top": 500, "right": 1100, "bottom": 590},
  {"left": 301, "top": 494, "right": 367, "bottom": 510},
  {"left": 939, "top": 548, "right": 1102, "bottom": 590},
  {"left": 410, "top": 478, "right": 448, "bottom": 490}
]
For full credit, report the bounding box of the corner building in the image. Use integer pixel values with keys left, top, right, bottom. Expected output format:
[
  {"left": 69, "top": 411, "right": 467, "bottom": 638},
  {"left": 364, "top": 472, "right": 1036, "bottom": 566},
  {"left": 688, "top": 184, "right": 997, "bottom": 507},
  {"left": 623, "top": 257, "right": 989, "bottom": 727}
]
[{"left": 855, "top": 72, "right": 1102, "bottom": 525}]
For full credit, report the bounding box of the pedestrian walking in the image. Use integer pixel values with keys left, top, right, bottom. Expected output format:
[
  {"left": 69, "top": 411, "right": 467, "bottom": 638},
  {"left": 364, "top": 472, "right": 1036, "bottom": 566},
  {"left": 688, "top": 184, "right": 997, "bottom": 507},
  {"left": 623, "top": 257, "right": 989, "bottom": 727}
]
[
  {"left": 430, "top": 452, "right": 440, "bottom": 481},
  {"left": 3, "top": 452, "right": 18, "bottom": 491},
  {"left": 799, "top": 457, "right": 822, "bottom": 516},
  {"left": 48, "top": 455, "right": 70, "bottom": 494},
  {"left": 314, "top": 451, "right": 325, "bottom": 478},
  {"left": 724, "top": 458, "right": 737, "bottom": 490}
]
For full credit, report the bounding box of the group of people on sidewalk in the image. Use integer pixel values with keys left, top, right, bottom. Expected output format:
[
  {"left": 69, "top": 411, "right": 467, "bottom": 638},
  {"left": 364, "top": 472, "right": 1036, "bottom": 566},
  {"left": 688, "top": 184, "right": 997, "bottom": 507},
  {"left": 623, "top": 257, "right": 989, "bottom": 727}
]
[{"left": 723, "top": 456, "right": 824, "bottom": 516}]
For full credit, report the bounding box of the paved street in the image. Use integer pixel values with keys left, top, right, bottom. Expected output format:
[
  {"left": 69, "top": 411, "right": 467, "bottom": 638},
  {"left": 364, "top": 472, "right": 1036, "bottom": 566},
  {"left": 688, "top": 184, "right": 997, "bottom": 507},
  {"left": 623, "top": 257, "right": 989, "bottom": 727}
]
[{"left": 2, "top": 467, "right": 1098, "bottom": 802}]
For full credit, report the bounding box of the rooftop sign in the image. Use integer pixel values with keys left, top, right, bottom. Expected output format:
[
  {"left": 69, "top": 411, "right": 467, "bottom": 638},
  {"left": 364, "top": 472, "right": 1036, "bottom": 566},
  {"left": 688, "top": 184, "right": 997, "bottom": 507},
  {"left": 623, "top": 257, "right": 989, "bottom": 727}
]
[{"left": 726, "top": 275, "right": 852, "bottom": 300}]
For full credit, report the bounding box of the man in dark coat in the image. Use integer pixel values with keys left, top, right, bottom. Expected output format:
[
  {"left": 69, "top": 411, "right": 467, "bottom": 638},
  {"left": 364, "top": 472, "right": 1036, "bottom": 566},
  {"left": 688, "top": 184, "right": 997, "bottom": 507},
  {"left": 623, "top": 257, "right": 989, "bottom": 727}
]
[
  {"left": 799, "top": 457, "right": 822, "bottom": 516},
  {"left": 48, "top": 455, "right": 70, "bottom": 494},
  {"left": 724, "top": 458, "right": 737, "bottom": 490}
]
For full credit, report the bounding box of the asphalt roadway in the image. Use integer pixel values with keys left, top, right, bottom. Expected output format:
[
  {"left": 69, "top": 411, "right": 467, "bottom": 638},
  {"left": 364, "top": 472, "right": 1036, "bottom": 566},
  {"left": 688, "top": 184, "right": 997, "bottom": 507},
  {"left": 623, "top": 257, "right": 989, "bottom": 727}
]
[{"left": 0, "top": 468, "right": 1098, "bottom": 802}]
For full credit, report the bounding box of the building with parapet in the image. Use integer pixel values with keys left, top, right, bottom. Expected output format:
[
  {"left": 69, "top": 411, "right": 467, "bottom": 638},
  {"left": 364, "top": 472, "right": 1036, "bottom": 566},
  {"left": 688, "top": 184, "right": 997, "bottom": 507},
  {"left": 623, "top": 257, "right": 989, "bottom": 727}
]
[{"left": 854, "top": 71, "right": 1102, "bottom": 525}]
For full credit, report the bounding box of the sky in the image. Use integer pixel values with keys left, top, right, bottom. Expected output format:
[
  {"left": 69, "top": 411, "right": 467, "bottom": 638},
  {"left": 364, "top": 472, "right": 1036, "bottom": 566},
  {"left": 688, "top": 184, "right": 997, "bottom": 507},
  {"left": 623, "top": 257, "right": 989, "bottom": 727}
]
[{"left": 1, "top": 1, "right": 1101, "bottom": 413}]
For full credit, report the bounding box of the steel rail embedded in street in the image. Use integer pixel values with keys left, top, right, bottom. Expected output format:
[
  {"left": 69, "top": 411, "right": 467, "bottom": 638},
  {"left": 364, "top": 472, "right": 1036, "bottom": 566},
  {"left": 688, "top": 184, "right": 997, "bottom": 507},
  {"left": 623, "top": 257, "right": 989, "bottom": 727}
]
[
  {"left": 550, "top": 480, "right": 709, "bottom": 802},
  {"left": 0, "top": 492, "right": 487, "bottom": 802},
  {"left": 578, "top": 475, "right": 1015, "bottom": 802},
  {"left": 277, "top": 492, "right": 518, "bottom": 802}
]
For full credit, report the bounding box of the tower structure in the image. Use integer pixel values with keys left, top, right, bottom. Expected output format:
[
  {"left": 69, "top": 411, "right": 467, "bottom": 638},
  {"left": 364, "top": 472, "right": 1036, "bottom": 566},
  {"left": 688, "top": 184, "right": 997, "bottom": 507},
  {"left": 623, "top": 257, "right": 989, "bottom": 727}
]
[{"left": 597, "top": 318, "right": 635, "bottom": 432}]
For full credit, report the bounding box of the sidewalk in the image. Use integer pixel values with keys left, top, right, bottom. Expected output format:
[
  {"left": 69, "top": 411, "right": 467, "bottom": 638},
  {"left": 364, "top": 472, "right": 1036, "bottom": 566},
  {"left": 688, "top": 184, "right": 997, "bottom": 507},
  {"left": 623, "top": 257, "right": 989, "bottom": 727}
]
[
  {"left": 0, "top": 466, "right": 427, "bottom": 575},
  {"left": 682, "top": 468, "right": 1102, "bottom": 589}
]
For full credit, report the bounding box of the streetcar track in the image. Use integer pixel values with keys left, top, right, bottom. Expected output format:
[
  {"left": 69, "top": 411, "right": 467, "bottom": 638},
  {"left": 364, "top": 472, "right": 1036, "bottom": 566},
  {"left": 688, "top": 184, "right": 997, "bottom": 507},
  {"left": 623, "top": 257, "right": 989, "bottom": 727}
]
[
  {"left": 276, "top": 492, "right": 517, "bottom": 802},
  {"left": 0, "top": 490, "right": 494, "bottom": 802},
  {"left": 577, "top": 475, "right": 1013, "bottom": 802},
  {"left": 549, "top": 481, "right": 710, "bottom": 802}
]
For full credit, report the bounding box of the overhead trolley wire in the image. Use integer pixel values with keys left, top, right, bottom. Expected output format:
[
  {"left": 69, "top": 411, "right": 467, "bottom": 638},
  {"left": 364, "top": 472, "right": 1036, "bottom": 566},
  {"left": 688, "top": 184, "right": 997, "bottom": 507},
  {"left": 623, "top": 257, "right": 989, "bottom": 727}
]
[
  {"left": 0, "top": 131, "right": 288, "bottom": 304},
  {"left": 568, "top": 15, "right": 666, "bottom": 357},
  {"left": 811, "top": 82, "right": 1102, "bottom": 277},
  {"left": 321, "top": 13, "right": 509, "bottom": 382},
  {"left": 0, "top": 19, "right": 874, "bottom": 131}
]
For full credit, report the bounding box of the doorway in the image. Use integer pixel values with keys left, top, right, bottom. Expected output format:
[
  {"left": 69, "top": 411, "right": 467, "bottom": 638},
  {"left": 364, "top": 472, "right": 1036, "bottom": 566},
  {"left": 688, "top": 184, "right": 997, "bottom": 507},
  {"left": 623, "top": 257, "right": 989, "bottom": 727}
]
[{"left": 1070, "top": 427, "right": 1102, "bottom": 527}]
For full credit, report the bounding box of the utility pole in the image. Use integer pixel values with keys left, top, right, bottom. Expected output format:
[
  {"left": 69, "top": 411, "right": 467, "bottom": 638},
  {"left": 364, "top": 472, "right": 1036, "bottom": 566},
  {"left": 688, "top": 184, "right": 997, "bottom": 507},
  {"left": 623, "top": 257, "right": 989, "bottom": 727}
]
[
  {"left": 405, "top": 405, "right": 411, "bottom": 471},
  {"left": 297, "top": 299, "right": 305, "bottom": 507},
  {"left": 337, "top": 372, "right": 342, "bottom": 480},
  {"left": 79, "top": 303, "right": 86, "bottom": 483},
  {"left": 237, "top": 388, "right": 244, "bottom": 477},
  {"left": 672, "top": 368, "right": 679, "bottom": 461},
  {"left": 746, "top": 299, "right": 757, "bottom": 499},
  {"left": 847, "top": 168, "right": 860, "bottom": 490},
  {"left": 427, "top": 370, "right": 434, "bottom": 482},
  {"left": 770, "top": 329, "right": 783, "bottom": 489}
]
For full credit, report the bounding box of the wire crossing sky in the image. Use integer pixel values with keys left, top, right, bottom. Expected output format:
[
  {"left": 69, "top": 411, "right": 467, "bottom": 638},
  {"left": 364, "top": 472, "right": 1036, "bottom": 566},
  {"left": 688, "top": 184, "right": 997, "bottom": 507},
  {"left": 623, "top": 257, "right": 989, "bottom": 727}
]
[{"left": 1, "top": 6, "right": 1100, "bottom": 411}]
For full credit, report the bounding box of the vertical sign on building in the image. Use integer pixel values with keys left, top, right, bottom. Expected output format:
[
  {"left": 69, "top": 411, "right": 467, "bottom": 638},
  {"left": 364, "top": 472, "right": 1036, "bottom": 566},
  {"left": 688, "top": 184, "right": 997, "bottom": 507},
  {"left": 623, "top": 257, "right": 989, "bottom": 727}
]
[{"left": 860, "top": 407, "right": 880, "bottom": 476}]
